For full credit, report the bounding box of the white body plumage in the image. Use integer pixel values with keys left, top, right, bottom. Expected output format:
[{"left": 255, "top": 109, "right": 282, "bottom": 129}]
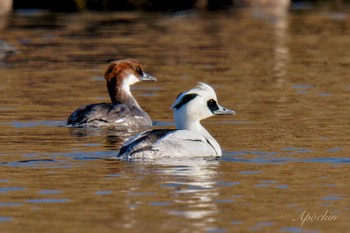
[{"left": 118, "top": 82, "right": 234, "bottom": 159}]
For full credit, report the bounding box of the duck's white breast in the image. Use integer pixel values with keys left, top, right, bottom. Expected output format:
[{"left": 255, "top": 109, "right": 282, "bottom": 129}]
[{"left": 128, "top": 130, "right": 221, "bottom": 159}]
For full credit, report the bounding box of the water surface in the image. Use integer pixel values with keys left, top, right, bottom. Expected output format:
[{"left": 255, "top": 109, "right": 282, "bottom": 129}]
[{"left": 0, "top": 6, "right": 349, "bottom": 233}]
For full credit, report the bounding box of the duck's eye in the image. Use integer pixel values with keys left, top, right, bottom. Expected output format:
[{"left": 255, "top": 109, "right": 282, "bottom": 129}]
[
  {"left": 136, "top": 68, "right": 143, "bottom": 75},
  {"left": 207, "top": 99, "right": 216, "bottom": 107},
  {"left": 207, "top": 99, "right": 219, "bottom": 112}
]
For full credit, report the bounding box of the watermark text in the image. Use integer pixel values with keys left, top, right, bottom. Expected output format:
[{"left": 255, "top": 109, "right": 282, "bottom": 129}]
[{"left": 293, "top": 210, "right": 338, "bottom": 225}]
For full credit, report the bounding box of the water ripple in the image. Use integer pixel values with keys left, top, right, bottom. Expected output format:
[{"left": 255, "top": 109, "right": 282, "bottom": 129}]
[
  {"left": 4, "top": 120, "right": 63, "bottom": 128},
  {"left": 224, "top": 150, "right": 350, "bottom": 164},
  {"left": 26, "top": 198, "right": 70, "bottom": 204},
  {"left": 38, "top": 190, "right": 63, "bottom": 195},
  {"left": 0, "top": 187, "right": 26, "bottom": 193},
  {"left": 0, "top": 203, "right": 22, "bottom": 207},
  {"left": 0, "top": 216, "right": 13, "bottom": 222}
]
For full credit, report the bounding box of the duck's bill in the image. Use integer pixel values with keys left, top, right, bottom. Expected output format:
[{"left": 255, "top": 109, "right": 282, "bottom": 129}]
[
  {"left": 141, "top": 72, "right": 157, "bottom": 81},
  {"left": 213, "top": 105, "right": 235, "bottom": 115}
]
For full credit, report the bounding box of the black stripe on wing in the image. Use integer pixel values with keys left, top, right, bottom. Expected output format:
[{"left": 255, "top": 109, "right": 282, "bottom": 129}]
[{"left": 118, "top": 129, "right": 175, "bottom": 156}]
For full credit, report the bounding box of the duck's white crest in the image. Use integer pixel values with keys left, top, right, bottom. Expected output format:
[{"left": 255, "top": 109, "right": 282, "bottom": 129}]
[
  {"left": 170, "top": 82, "right": 225, "bottom": 134},
  {"left": 171, "top": 82, "right": 217, "bottom": 110}
]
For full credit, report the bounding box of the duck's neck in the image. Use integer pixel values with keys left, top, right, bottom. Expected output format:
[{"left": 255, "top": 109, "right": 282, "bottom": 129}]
[
  {"left": 174, "top": 113, "right": 211, "bottom": 137},
  {"left": 174, "top": 110, "right": 222, "bottom": 157},
  {"left": 107, "top": 81, "right": 140, "bottom": 108}
]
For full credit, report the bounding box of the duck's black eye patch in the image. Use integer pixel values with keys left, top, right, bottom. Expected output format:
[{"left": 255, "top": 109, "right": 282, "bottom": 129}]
[
  {"left": 207, "top": 99, "right": 219, "bottom": 112},
  {"left": 136, "top": 68, "right": 143, "bottom": 75},
  {"left": 173, "top": 93, "right": 198, "bottom": 109}
]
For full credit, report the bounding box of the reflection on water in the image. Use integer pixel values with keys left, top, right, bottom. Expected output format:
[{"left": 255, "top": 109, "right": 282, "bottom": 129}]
[
  {"left": 155, "top": 158, "right": 220, "bottom": 221},
  {"left": 251, "top": 1, "right": 290, "bottom": 80},
  {"left": 1, "top": 4, "right": 350, "bottom": 233},
  {"left": 110, "top": 158, "right": 224, "bottom": 231}
]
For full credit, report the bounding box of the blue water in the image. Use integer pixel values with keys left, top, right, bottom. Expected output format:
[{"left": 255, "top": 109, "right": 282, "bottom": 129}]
[
  {"left": 38, "top": 190, "right": 63, "bottom": 195},
  {"left": 322, "top": 195, "right": 343, "bottom": 201},
  {"left": 1, "top": 146, "right": 348, "bottom": 172},
  {"left": 0, "top": 216, "right": 13, "bottom": 222},
  {"left": 206, "top": 227, "right": 227, "bottom": 233},
  {"left": 223, "top": 149, "right": 350, "bottom": 164},
  {"left": 280, "top": 226, "right": 319, "bottom": 233},
  {"left": 0, "top": 187, "right": 26, "bottom": 193},
  {"left": 26, "top": 199, "right": 70, "bottom": 204},
  {"left": 0, "top": 203, "right": 22, "bottom": 207},
  {"left": 149, "top": 201, "right": 172, "bottom": 206},
  {"left": 3, "top": 120, "right": 63, "bottom": 128},
  {"left": 216, "top": 181, "right": 240, "bottom": 187},
  {"left": 95, "top": 190, "right": 113, "bottom": 195}
]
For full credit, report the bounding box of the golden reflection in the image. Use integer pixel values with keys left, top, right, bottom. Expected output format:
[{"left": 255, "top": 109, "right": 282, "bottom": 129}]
[
  {"left": 106, "top": 158, "right": 222, "bottom": 231},
  {"left": 0, "top": 0, "right": 13, "bottom": 30},
  {"left": 249, "top": 1, "right": 290, "bottom": 80},
  {"left": 0, "top": 0, "right": 12, "bottom": 16}
]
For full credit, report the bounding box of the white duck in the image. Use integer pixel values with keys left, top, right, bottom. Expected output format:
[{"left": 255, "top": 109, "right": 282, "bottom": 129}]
[{"left": 117, "top": 82, "right": 234, "bottom": 159}]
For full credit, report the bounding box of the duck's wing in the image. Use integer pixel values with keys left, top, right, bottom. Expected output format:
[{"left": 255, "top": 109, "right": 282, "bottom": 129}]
[
  {"left": 118, "top": 129, "right": 219, "bottom": 158},
  {"left": 151, "top": 130, "right": 220, "bottom": 157},
  {"left": 67, "top": 103, "right": 131, "bottom": 127},
  {"left": 118, "top": 129, "right": 175, "bottom": 157}
]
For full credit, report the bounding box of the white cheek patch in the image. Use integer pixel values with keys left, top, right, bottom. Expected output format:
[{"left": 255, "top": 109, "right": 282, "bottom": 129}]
[
  {"left": 126, "top": 74, "right": 140, "bottom": 85},
  {"left": 189, "top": 98, "right": 214, "bottom": 120},
  {"left": 121, "top": 74, "right": 140, "bottom": 95}
]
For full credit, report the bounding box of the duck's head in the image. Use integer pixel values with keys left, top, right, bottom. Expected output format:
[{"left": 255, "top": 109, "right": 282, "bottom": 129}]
[
  {"left": 171, "top": 82, "right": 234, "bottom": 130},
  {"left": 105, "top": 59, "right": 156, "bottom": 102}
]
